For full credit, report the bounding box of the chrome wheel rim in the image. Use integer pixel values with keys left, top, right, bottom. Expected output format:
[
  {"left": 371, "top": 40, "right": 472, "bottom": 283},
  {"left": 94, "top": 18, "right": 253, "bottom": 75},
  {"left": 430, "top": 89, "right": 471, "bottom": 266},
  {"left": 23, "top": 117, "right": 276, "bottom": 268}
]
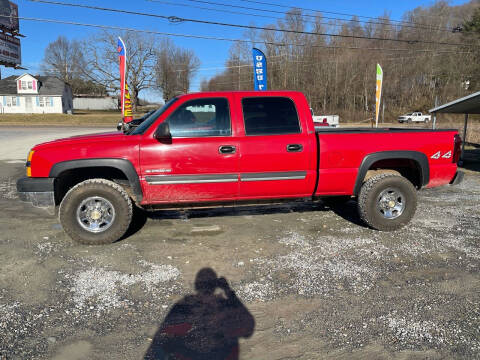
[
  {"left": 76, "top": 196, "right": 116, "bottom": 233},
  {"left": 376, "top": 188, "right": 405, "bottom": 220}
]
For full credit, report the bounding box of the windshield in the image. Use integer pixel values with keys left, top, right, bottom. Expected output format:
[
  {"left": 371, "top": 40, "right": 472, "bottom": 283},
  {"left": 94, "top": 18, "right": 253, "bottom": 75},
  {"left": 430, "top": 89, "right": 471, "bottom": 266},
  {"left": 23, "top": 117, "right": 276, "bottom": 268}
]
[{"left": 130, "top": 98, "right": 178, "bottom": 135}]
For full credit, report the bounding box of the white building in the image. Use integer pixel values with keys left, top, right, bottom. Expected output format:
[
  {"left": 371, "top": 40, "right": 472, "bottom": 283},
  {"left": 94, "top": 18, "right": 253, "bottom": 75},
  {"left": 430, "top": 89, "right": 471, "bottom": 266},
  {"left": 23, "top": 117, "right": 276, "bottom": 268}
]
[
  {"left": 0, "top": 73, "right": 73, "bottom": 114},
  {"left": 73, "top": 96, "right": 118, "bottom": 111}
]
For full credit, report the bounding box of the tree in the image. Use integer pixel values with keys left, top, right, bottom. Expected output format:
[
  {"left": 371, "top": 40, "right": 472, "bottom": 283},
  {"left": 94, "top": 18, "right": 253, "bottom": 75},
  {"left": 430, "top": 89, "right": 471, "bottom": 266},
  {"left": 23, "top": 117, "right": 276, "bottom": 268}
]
[
  {"left": 40, "top": 36, "right": 87, "bottom": 88},
  {"left": 463, "top": 7, "right": 480, "bottom": 34},
  {"left": 462, "top": 7, "right": 480, "bottom": 90},
  {"left": 155, "top": 39, "right": 200, "bottom": 101},
  {"left": 82, "top": 31, "right": 157, "bottom": 110},
  {"left": 70, "top": 79, "right": 108, "bottom": 96}
]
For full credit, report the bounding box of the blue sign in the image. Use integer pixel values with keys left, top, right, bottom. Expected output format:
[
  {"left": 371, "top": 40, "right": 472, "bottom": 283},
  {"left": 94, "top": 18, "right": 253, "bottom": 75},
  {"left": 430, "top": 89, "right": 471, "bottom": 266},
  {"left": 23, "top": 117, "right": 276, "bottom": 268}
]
[{"left": 252, "top": 48, "right": 267, "bottom": 91}]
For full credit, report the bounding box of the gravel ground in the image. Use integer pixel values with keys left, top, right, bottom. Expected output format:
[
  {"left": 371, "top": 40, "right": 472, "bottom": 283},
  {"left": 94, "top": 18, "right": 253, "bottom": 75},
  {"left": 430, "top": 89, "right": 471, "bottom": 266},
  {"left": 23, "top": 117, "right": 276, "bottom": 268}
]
[{"left": 0, "top": 160, "right": 479, "bottom": 360}]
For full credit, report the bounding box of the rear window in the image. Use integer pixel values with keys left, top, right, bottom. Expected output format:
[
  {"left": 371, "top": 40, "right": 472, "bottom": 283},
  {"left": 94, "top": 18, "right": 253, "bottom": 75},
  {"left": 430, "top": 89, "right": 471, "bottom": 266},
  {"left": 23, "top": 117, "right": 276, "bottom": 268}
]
[{"left": 242, "top": 97, "right": 301, "bottom": 136}]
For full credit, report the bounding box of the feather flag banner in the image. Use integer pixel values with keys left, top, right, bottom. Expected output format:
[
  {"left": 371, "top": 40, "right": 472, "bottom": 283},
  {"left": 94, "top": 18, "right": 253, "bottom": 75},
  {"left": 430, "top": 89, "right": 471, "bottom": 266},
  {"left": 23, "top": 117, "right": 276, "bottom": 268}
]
[
  {"left": 117, "top": 37, "right": 133, "bottom": 122},
  {"left": 375, "top": 64, "right": 383, "bottom": 128},
  {"left": 252, "top": 48, "right": 267, "bottom": 91}
]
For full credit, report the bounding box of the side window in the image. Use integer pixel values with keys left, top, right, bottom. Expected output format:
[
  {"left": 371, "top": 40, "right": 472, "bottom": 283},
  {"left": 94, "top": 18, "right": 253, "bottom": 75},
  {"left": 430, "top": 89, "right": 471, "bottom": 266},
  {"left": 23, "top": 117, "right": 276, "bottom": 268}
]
[
  {"left": 165, "top": 98, "right": 231, "bottom": 138},
  {"left": 242, "top": 97, "right": 301, "bottom": 136}
]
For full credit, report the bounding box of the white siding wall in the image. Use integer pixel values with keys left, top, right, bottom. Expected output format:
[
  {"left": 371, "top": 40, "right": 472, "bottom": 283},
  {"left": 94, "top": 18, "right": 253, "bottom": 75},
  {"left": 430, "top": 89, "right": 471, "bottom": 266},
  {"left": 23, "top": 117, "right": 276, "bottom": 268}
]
[
  {"left": 73, "top": 97, "right": 118, "bottom": 110},
  {"left": 0, "top": 95, "right": 64, "bottom": 114}
]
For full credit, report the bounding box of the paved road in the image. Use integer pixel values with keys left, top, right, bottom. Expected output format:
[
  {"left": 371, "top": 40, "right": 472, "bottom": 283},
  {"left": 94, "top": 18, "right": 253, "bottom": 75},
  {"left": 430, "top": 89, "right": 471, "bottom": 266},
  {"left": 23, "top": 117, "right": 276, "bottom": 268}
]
[{"left": 0, "top": 126, "right": 112, "bottom": 160}]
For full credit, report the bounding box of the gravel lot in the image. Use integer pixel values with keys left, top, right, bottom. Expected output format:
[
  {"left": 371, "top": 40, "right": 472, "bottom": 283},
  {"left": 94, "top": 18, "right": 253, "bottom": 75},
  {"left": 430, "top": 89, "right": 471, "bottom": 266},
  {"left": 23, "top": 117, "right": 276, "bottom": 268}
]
[{"left": 0, "top": 127, "right": 479, "bottom": 359}]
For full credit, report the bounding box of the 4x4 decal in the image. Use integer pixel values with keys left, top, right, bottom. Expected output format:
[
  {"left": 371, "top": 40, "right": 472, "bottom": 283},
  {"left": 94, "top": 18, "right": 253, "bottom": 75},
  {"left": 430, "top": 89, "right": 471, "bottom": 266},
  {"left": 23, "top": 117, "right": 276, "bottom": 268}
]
[{"left": 431, "top": 151, "right": 452, "bottom": 159}]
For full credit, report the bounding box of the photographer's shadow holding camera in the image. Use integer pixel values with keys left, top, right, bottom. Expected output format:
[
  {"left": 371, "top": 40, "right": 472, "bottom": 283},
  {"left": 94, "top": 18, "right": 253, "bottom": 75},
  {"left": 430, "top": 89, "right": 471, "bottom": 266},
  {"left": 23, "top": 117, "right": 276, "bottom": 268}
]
[{"left": 144, "top": 268, "right": 255, "bottom": 360}]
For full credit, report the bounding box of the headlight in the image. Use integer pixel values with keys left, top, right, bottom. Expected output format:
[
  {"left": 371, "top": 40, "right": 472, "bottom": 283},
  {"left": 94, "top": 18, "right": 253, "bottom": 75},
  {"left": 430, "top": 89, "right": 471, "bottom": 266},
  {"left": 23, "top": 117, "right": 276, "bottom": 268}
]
[{"left": 26, "top": 150, "right": 34, "bottom": 177}]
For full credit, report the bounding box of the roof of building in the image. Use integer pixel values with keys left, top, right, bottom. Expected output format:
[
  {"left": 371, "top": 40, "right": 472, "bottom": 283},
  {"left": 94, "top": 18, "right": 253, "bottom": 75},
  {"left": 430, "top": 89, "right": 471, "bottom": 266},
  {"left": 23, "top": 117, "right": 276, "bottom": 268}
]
[
  {"left": 429, "top": 91, "right": 480, "bottom": 114},
  {"left": 0, "top": 74, "right": 68, "bottom": 96}
]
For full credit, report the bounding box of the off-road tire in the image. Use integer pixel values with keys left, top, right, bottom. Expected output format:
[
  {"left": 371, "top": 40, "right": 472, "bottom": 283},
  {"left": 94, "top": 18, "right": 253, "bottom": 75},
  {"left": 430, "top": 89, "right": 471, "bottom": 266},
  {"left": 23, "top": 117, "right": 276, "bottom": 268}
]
[
  {"left": 59, "top": 179, "right": 133, "bottom": 245},
  {"left": 358, "top": 174, "right": 417, "bottom": 231}
]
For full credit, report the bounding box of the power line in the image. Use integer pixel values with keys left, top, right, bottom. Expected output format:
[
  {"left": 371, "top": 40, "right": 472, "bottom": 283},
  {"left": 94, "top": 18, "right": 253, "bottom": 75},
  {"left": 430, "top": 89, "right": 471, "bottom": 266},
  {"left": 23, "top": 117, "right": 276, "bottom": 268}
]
[
  {"left": 187, "top": 50, "right": 472, "bottom": 73},
  {"left": 3, "top": 14, "right": 469, "bottom": 53},
  {"left": 235, "top": 0, "right": 456, "bottom": 28},
  {"left": 27, "top": 0, "right": 471, "bottom": 47},
  {"left": 145, "top": 0, "right": 448, "bottom": 34},
  {"left": 150, "top": 0, "right": 454, "bottom": 32},
  {"left": 145, "top": 0, "right": 293, "bottom": 24}
]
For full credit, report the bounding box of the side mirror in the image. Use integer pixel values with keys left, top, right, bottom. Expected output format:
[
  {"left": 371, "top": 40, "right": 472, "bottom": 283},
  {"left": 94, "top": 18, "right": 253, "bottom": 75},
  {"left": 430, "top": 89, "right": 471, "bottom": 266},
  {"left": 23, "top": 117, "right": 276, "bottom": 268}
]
[{"left": 154, "top": 122, "right": 172, "bottom": 142}]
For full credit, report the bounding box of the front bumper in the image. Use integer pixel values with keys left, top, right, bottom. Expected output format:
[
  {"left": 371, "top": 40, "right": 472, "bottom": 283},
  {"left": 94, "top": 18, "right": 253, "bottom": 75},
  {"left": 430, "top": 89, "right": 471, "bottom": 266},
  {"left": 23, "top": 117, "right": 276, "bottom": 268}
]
[
  {"left": 449, "top": 171, "right": 464, "bottom": 186},
  {"left": 16, "top": 177, "right": 55, "bottom": 215}
]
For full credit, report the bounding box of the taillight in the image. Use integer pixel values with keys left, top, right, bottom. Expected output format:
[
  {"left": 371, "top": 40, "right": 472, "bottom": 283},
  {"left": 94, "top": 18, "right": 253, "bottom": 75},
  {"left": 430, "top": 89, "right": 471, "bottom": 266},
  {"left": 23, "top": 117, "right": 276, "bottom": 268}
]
[{"left": 453, "top": 134, "right": 462, "bottom": 163}]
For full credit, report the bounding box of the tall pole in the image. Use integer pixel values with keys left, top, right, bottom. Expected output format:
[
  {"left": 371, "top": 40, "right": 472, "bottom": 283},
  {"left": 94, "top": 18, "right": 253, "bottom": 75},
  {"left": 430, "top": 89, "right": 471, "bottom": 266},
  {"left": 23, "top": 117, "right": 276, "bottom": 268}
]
[
  {"left": 461, "top": 113, "right": 468, "bottom": 162},
  {"left": 382, "top": 101, "right": 385, "bottom": 124},
  {"left": 432, "top": 96, "right": 438, "bottom": 130}
]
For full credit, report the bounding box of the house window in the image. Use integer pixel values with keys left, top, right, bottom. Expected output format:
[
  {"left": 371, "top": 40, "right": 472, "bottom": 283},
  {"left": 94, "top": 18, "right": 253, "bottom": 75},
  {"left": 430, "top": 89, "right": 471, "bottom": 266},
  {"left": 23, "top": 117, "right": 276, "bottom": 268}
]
[
  {"left": 38, "top": 97, "right": 53, "bottom": 107},
  {"left": 4, "top": 96, "right": 18, "bottom": 107},
  {"left": 20, "top": 81, "right": 35, "bottom": 91}
]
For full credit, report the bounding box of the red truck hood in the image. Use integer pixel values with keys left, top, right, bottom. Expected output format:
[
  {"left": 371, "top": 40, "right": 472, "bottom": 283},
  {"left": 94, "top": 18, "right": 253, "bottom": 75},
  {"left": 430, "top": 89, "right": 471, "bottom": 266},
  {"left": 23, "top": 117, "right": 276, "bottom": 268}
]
[{"left": 33, "top": 131, "right": 125, "bottom": 150}]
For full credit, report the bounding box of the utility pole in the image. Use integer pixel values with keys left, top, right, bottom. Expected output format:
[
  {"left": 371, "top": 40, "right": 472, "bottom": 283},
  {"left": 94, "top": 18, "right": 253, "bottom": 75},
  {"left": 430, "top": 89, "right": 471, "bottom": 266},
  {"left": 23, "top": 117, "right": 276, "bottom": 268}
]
[{"left": 382, "top": 101, "right": 385, "bottom": 124}]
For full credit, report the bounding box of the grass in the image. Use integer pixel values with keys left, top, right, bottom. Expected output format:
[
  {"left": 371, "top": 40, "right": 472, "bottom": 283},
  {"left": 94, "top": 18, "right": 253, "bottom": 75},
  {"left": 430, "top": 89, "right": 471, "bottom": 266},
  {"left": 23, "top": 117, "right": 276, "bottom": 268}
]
[{"left": 0, "top": 109, "right": 156, "bottom": 126}]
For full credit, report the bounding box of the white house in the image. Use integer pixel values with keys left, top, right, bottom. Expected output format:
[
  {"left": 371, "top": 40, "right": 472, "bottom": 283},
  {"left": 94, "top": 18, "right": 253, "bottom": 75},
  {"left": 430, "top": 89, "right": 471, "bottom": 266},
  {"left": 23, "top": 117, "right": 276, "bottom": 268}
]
[{"left": 0, "top": 73, "right": 73, "bottom": 114}]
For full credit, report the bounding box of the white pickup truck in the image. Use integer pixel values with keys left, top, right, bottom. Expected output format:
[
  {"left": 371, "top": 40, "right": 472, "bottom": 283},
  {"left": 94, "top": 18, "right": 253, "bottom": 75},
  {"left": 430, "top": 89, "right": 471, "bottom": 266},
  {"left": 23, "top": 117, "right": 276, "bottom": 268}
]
[
  {"left": 398, "top": 112, "right": 431, "bottom": 123},
  {"left": 310, "top": 109, "right": 340, "bottom": 127}
]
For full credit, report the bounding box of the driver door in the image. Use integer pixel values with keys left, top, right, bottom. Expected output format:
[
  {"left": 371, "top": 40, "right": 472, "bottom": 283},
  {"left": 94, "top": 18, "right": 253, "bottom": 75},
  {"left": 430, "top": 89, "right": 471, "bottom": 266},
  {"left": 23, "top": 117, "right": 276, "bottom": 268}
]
[{"left": 140, "top": 96, "right": 239, "bottom": 203}]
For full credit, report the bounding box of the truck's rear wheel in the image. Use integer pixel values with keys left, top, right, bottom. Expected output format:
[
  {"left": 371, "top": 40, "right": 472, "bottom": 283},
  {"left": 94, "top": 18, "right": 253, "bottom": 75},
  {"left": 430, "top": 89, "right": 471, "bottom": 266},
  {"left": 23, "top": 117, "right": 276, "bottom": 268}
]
[
  {"left": 358, "top": 174, "right": 417, "bottom": 231},
  {"left": 59, "top": 179, "right": 132, "bottom": 245}
]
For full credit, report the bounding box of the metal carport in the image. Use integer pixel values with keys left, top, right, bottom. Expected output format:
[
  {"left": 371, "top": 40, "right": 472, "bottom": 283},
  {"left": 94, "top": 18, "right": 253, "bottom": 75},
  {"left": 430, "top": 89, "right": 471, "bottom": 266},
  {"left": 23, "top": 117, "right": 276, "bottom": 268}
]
[{"left": 430, "top": 91, "right": 480, "bottom": 161}]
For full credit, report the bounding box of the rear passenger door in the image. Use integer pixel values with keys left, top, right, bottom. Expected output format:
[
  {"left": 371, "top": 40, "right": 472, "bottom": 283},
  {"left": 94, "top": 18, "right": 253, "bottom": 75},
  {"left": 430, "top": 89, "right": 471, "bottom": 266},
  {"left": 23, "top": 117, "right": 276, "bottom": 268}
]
[{"left": 236, "top": 96, "right": 315, "bottom": 199}]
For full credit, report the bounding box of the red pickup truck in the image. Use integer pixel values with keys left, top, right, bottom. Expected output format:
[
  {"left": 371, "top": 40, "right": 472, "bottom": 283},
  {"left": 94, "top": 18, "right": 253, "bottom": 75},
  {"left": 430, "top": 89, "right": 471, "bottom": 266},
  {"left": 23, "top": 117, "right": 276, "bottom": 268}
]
[{"left": 17, "top": 91, "right": 463, "bottom": 245}]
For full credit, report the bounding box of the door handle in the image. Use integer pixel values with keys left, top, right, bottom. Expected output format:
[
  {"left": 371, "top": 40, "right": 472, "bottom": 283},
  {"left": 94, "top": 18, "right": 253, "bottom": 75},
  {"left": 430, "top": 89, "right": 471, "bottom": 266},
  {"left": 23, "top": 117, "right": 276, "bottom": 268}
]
[
  {"left": 287, "top": 144, "right": 303, "bottom": 152},
  {"left": 219, "top": 145, "right": 236, "bottom": 154}
]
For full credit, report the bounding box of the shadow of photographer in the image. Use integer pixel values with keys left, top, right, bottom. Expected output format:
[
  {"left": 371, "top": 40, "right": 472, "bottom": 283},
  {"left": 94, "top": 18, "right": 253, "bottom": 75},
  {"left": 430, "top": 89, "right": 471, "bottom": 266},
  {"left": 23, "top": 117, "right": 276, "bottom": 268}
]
[{"left": 144, "top": 268, "right": 255, "bottom": 360}]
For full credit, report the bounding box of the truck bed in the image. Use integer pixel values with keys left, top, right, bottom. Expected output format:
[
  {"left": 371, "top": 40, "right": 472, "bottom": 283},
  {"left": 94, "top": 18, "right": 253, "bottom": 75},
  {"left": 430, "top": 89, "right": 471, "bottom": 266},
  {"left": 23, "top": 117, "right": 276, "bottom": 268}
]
[{"left": 315, "top": 127, "right": 457, "bottom": 134}]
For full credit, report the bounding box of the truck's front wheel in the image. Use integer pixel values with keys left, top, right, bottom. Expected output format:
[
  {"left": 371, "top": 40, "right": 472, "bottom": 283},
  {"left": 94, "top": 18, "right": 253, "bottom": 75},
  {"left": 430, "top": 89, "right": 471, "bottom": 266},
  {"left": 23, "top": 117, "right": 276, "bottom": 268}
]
[
  {"left": 59, "top": 179, "right": 132, "bottom": 245},
  {"left": 358, "top": 174, "right": 417, "bottom": 231}
]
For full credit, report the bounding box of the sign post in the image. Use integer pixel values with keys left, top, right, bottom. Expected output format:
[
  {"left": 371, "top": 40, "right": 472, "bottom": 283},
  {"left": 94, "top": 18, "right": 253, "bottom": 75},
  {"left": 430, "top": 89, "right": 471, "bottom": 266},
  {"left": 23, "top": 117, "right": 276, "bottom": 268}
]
[{"left": 0, "top": 1, "right": 22, "bottom": 69}]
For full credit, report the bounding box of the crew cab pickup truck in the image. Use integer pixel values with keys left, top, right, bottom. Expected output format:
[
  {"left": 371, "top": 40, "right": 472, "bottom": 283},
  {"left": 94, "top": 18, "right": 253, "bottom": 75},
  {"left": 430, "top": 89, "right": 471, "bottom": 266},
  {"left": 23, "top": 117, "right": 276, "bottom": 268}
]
[
  {"left": 17, "top": 91, "right": 464, "bottom": 245},
  {"left": 398, "top": 112, "right": 431, "bottom": 123}
]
